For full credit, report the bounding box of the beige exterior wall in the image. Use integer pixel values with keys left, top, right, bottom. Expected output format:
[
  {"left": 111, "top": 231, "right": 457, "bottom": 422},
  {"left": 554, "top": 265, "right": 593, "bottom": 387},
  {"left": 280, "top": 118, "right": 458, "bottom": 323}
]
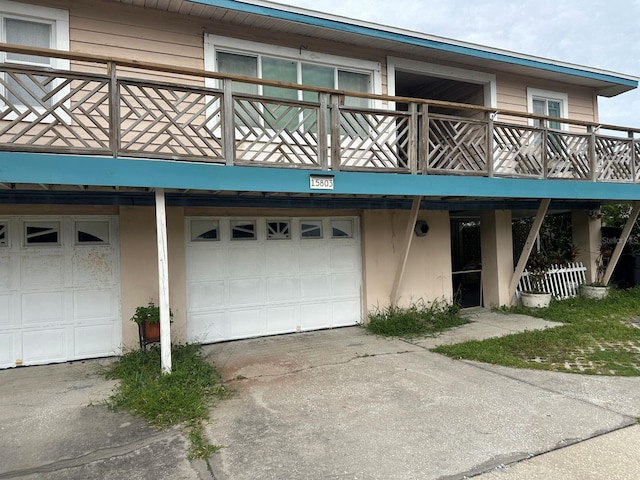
[
  {"left": 119, "top": 206, "right": 187, "bottom": 349},
  {"left": 361, "top": 209, "right": 452, "bottom": 311}
]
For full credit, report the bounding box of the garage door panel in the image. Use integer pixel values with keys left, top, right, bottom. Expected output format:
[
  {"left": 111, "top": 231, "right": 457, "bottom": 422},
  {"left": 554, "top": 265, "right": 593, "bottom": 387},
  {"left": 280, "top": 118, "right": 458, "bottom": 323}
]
[
  {"left": 21, "top": 255, "right": 64, "bottom": 288},
  {"left": 229, "top": 278, "right": 264, "bottom": 305},
  {"left": 74, "top": 324, "right": 117, "bottom": 357},
  {"left": 188, "top": 312, "right": 226, "bottom": 343},
  {"left": 229, "top": 309, "right": 265, "bottom": 337},
  {"left": 267, "top": 306, "right": 298, "bottom": 334},
  {"left": 331, "top": 273, "right": 361, "bottom": 297},
  {"left": 300, "top": 274, "right": 330, "bottom": 299},
  {"left": 332, "top": 299, "right": 362, "bottom": 327},
  {"left": 266, "top": 276, "right": 299, "bottom": 302},
  {"left": 72, "top": 249, "right": 116, "bottom": 286},
  {"left": 0, "top": 333, "right": 14, "bottom": 368},
  {"left": 0, "top": 256, "right": 9, "bottom": 288},
  {"left": 187, "top": 249, "right": 226, "bottom": 279},
  {"left": 22, "top": 292, "right": 64, "bottom": 325},
  {"left": 265, "top": 245, "right": 298, "bottom": 273},
  {"left": 330, "top": 244, "right": 359, "bottom": 270},
  {"left": 0, "top": 295, "right": 10, "bottom": 325},
  {"left": 188, "top": 281, "right": 225, "bottom": 311},
  {"left": 299, "top": 246, "right": 330, "bottom": 273},
  {"left": 73, "top": 290, "right": 116, "bottom": 322},
  {"left": 22, "top": 329, "right": 66, "bottom": 364},
  {"left": 229, "top": 247, "right": 265, "bottom": 275},
  {"left": 300, "top": 303, "right": 330, "bottom": 330}
]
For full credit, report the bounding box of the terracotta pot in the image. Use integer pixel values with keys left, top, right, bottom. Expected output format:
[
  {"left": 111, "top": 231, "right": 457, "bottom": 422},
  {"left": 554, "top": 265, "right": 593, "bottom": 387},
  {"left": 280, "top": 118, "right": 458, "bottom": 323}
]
[{"left": 139, "top": 320, "right": 160, "bottom": 342}]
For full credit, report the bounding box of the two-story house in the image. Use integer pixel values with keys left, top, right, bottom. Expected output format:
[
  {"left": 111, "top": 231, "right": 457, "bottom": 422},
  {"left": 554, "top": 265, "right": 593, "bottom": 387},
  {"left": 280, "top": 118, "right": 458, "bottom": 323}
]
[{"left": 1, "top": 0, "right": 638, "bottom": 368}]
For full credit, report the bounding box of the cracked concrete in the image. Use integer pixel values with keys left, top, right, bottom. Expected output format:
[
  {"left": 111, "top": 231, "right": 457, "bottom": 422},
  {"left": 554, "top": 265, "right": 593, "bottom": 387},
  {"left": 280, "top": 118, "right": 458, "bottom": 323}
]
[
  {"left": 0, "top": 359, "right": 210, "bottom": 480},
  {"left": 203, "top": 315, "right": 640, "bottom": 480}
]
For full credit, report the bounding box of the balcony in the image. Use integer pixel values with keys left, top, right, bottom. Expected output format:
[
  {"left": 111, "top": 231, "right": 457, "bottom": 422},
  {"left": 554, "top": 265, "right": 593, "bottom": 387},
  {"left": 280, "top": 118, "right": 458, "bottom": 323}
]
[{"left": 0, "top": 44, "right": 638, "bottom": 186}]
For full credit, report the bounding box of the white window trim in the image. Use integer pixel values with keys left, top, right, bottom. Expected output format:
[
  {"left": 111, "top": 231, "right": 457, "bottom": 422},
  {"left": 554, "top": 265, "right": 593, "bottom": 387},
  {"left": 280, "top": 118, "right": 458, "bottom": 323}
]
[
  {"left": 527, "top": 87, "right": 569, "bottom": 130},
  {"left": 387, "top": 56, "right": 497, "bottom": 109},
  {"left": 204, "top": 34, "right": 382, "bottom": 101},
  {"left": 0, "top": 0, "right": 70, "bottom": 122}
]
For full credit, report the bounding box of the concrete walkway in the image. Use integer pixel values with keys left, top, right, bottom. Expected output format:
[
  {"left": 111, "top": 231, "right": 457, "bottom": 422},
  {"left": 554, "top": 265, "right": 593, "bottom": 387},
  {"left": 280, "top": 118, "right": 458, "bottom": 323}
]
[{"left": 1, "top": 309, "right": 638, "bottom": 479}]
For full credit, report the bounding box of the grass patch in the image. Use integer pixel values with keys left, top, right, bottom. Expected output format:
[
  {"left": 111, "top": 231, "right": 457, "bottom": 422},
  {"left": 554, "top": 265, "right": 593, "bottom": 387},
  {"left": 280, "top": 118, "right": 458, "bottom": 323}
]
[
  {"left": 102, "top": 343, "right": 229, "bottom": 459},
  {"left": 364, "top": 299, "right": 469, "bottom": 337},
  {"left": 433, "top": 288, "right": 640, "bottom": 376}
]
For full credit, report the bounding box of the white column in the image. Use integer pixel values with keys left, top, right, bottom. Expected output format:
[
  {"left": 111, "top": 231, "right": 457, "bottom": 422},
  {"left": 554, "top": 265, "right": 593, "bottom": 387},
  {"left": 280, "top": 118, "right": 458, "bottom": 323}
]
[{"left": 155, "top": 188, "right": 172, "bottom": 374}]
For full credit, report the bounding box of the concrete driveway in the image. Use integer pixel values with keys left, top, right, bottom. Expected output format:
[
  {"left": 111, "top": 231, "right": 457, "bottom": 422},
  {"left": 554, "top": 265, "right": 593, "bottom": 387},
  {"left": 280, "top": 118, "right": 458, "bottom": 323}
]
[
  {"left": 1, "top": 310, "right": 639, "bottom": 479},
  {"left": 204, "top": 311, "right": 640, "bottom": 480}
]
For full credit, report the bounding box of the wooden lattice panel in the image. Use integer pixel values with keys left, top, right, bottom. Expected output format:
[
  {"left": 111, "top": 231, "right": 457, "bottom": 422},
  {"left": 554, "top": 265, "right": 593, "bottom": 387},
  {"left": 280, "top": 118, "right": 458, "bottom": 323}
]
[
  {"left": 0, "top": 68, "right": 111, "bottom": 153},
  {"left": 119, "top": 80, "right": 224, "bottom": 161},
  {"left": 233, "top": 98, "right": 321, "bottom": 167},
  {"left": 338, "top": 110, "right": 410, "bottom": 171},
  {"left": 546, "top": 132, "right": 590, "bottom": 179},
  {"left": 427, "top": 117, "right": 487, "bottom": 173},
  {"left": 493, "top": 124, "right": 543, "bottom": 177},
  {"left": 595, "top": 136, "right": 633, "bottom": 182}
]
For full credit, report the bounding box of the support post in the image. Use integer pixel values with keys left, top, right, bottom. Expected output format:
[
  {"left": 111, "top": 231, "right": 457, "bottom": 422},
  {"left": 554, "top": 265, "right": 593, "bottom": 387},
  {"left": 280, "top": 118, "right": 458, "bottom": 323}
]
[
  {"left": 155, "top": 188, "right": 172, "bottom": 375},
  {"left": 222, "top": 79, "right": 235, "bottom": 166},
  {"left": 508, "top": 198, "right": 551, "bottom": 302},
  {"left": 408, "top": 103, "right": 418, "bottom": 174},
  {"left": 602, "top": 201, "right": 640, "bottom": 285},
  {"left": 318, "top": 93, "right": 328, "bottom": 170},
  {"left": 108, "top": 61, "right": 120, "bottom": 158},
  {"left": 390, "top": 196, "right": 422, "bottom": 306}
]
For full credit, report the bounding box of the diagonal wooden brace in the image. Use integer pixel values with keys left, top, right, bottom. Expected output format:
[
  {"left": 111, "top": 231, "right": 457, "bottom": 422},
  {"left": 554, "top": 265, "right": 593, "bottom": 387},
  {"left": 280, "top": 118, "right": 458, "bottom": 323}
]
[
  {"left": 602, "top": 201, "right": 640, "bottom": 285},
  {"left": 390, "top": 196, "right": 422, "bottom": 306}
]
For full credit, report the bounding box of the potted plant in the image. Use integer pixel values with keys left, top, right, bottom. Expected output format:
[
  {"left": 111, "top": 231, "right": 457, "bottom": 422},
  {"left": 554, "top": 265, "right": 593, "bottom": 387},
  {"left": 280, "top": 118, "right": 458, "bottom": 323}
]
[
  {"left": 131, "top": 301, "right": 172, "bottom": 346},
  {"left": 521, "top": 249, "right": 552, "bottom": 308},
  {"left": 580, "top": 245, "right": 610, "bottom": 299}
]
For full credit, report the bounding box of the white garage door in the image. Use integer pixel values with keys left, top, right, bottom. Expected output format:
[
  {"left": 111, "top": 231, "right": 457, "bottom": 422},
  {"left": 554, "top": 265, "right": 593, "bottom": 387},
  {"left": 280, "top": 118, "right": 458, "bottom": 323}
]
[
  {"left": 0, "top": 216, "right": 121, "bottom": 368},
  {"left": 186, "top": 216, "right": 362, "bottom": 343}
]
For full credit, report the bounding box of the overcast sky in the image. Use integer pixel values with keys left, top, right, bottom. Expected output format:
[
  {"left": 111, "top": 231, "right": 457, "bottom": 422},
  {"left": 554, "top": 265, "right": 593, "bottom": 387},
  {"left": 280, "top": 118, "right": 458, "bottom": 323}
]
[{"left": 281, "top": 0, "right": 640, "bottom": 130}]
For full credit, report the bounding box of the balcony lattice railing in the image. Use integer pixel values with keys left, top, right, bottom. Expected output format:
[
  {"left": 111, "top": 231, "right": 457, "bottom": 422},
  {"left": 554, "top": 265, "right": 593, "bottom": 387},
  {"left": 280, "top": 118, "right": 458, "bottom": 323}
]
[{"left": 1, "top": 44, "right": 640, "bottom": 183}]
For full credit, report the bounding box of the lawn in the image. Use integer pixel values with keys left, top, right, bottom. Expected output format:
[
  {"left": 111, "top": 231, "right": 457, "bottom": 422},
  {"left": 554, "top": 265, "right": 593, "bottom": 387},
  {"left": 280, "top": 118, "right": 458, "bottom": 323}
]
[{"left": 432, "top": 288, "right": 640, "bottom": 376}]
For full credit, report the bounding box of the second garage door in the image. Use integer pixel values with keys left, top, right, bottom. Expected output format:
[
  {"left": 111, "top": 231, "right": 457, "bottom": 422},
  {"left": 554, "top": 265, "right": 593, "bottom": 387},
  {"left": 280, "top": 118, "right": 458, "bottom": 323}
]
[{"left": 186, "top": 216, "right": 362, "bottom": 343}]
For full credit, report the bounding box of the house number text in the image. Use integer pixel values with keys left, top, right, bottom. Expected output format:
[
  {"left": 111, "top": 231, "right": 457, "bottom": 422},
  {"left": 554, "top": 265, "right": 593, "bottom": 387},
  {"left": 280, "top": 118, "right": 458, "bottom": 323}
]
[{"left": 309, "top": 175, "right": 334, "bottom": 190}]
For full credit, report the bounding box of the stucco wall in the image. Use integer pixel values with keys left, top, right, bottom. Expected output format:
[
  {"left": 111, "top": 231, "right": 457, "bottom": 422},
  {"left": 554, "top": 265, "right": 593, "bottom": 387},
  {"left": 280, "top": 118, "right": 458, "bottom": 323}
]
[{"left": 361, "top": 209, "right": 452, "bottom": 312}]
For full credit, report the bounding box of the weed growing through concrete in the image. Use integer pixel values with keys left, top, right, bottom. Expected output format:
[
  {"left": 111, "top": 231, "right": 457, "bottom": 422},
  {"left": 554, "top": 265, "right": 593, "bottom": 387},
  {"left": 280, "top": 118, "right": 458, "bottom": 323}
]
[
  {"left": 102, "top": 343, "right": 229, "bottom": 459},
  {"left": 433, "top": 288, "right": 640, "bottom": 376},
  {"left": 365, "top": 299, "right": 469, "bottom": 337}
]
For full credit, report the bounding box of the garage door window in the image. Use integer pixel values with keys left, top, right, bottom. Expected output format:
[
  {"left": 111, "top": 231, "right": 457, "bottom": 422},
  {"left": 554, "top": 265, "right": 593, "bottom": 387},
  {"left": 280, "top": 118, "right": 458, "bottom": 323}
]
[
  {"left": 0, "top": 222, "right": 6, "bottom": 246},
  {"left": 331, "top": 219, "right": 354, "bottom": 238},
  {"left": 24, "top": 221, "right": 59, "bottom": 245},
  {"left": 191, "top": 220, "right": 219, "bottom": 242},
  {"left": 75, "top": 220, "right": 109, "bottom": 244},
  {"left": 300, "top": 220, "right": 323, "bottom": 239},
  {"left": 267, "top": 220, "right": 290, "bottom": 240},
  {"left": 231, "top": 220, "right": 256, "bottom": 240}
]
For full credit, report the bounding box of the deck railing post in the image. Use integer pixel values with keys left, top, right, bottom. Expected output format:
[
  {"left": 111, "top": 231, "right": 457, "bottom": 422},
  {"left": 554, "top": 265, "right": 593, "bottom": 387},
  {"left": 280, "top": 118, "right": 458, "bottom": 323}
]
[
  {"left": 318, "top": 93, "right": 329, "bottom": 170},
  {"left": 542, "top": 121, "right": 549, "bottom": 179},
  {"left": 107, "top": 61, "right": 120, "bottom": 158},
  {"left": 223, "top": 79, "right": 235, "bottom": 166},
  {"left": 330, "top": 94, "right": 342, "bottom": 171},
  {"left": 629, "top": 130, "right": 636, "bottom": 183},
  {"left": 486, "top": 111, "right": 495, "bottom": 178},
  {"left": 588, "top": 125, "right": 597, "bottom": 182},
  {"left": 421, "top": 103, "right": 429, "bottom": 174},
  {"left": 408, "top": 102, "right": 418, "bottom": 174}
]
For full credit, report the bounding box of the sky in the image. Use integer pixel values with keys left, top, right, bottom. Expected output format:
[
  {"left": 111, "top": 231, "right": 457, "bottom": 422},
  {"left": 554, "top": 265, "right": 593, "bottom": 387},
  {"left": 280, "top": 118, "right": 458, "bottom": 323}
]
[{"left": 280, "top": 0, "right": 640, "bottom": 130}]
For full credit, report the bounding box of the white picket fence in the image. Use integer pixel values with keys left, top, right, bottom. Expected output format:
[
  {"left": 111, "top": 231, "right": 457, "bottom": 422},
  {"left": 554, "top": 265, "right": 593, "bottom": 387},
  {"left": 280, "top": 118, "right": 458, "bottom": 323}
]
[{"left": 516, "top": 262, "right": 587, "bottom": 300}]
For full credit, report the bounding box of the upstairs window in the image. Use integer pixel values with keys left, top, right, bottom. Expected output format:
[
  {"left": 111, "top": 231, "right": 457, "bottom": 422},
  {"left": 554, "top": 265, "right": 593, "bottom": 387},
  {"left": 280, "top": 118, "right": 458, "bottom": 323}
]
[
  {"left": 527, "top": 88, "right": 567, "bottom": 130},
  {"left": 0, "top": 1, "right": 69, "bottom": 112}
]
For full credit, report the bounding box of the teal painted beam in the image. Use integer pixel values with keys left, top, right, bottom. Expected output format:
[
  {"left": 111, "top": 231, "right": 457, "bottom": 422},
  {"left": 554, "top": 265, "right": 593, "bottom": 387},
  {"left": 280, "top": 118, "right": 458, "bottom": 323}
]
[
  {"left": 0, "top": 152, "right": 639, "bottom": 201},
  {"left": 188, "top": 0, "right": 637, "bottom": 89}
]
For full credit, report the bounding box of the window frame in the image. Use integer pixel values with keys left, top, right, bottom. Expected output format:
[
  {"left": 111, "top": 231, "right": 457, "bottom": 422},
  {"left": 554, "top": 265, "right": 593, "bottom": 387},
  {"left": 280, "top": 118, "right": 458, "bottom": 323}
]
[
  {"left": 204, "top": 34, "right": 382, "bottom": 104},
  {"left": 0, "top": 0, "right": 70, "bottom": 121},
  {"left": 527, "top": 88, "right": 568, "bottom": 131}
]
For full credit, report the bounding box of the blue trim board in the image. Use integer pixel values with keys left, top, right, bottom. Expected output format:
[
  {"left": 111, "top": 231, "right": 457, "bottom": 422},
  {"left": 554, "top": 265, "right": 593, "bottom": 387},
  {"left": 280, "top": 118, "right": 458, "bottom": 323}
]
[
  {"left": 189, "top": 0, "right": 637, "bottom": 89},
  {"left": 0, "top": 153, "right": 639, "bottom": 201}
]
